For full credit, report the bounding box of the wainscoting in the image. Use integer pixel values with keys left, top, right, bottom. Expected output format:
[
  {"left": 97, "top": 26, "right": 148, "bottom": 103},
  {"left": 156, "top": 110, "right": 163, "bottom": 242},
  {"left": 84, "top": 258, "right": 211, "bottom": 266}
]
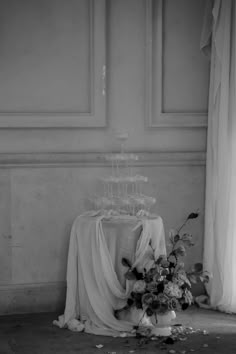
[{"left": 0, "top": 151, "right": 206, "bottom": 314}]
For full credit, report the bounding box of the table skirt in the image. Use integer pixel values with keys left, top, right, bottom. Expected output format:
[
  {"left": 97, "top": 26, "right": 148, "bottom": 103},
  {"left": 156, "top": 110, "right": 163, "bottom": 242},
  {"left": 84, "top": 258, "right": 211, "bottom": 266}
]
[{"left": 54, "top": 213, "right": 166, "bottom": 336}]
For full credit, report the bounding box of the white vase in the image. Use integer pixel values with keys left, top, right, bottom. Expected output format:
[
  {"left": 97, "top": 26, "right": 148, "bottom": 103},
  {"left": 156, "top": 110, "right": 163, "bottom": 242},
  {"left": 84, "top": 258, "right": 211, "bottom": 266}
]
[
  {"left": 117, "top": 307, "right": 152, "bottom": 326},
  {"left": 150, "top": 310, "right": 176, "bottom": 337}
]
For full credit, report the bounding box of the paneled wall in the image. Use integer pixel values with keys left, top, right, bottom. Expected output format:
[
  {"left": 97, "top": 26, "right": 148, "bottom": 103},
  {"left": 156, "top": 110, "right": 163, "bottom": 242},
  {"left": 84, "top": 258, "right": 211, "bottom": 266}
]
[{"left": 0, "top": 0, "right": 209, "bottom": 314}]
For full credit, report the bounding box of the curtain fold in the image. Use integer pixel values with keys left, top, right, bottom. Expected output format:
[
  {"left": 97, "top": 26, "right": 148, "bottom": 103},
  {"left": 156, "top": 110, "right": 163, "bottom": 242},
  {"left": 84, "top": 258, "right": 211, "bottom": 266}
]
[{"left": 203, "top": 0, "right": 236, "bottom": 313}]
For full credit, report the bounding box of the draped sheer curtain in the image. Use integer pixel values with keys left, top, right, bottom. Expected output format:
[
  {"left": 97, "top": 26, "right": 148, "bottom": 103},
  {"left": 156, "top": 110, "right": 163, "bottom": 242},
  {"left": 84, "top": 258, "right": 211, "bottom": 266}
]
[{"left": 202, "top": 0, "right": 236, "bottom": 313}]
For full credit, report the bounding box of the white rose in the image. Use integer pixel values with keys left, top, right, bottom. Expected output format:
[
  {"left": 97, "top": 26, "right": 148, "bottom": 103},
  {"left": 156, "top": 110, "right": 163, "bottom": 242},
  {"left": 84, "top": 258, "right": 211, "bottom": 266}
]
[
  {"left": 164, "top": 282, "right": 183, "bottom": 298},
  {"left": 133, "top": 280, "right": 146, "bottom": 293}
]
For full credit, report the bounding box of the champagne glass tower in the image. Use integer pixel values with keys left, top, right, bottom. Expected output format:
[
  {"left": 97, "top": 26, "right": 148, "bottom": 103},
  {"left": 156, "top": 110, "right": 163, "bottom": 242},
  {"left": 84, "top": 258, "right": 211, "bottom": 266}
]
[{"left": 94, "top": 133, "right": 156, "bottom": 216}]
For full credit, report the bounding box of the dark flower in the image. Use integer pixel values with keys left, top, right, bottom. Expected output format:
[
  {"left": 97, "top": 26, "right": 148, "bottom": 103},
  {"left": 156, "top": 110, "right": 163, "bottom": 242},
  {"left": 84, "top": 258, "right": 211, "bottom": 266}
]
[
  {"left": 146, "top": 282, "right": 158, "bottom": 292},
  {"left": 168, "top": 297, "right": 181, "bottom": 311},
  {"left": 166, "top": 274, "right": 173, "bottom": 281},
  {"left": 191, "top": 262, "right": 203, "bottom": 273},
  {"left": 187, "top": 212, "right": 199, "bottom": 219},
  {"left": 142, "top": 293, "right": 155, "bottom": 306},
  {"left": 132, "top": 292, "right": 142, "bottom": 301},
  {"left": 150, "top": 300, "right": 160, "bottom": 311},
  {"left": 136, "top": 300, "right": 143, "bottom": 309},
  {"left": 146, "top": 308, "right": 154, "bottom": 316},
  {"left": 127, "top": 298, "right": 134, "bottom": 306},
  {"left": 156, "top": 283, "right": 165, "bottom": 293},
  {"left": 158, "top": 302, "right": 169, "bottom": 314},
  {"left": 181, "top": 303, "right": 189, "bottom": 310},
  {"left": 174, "top": 234, "right": 180, "bottom": 242}
]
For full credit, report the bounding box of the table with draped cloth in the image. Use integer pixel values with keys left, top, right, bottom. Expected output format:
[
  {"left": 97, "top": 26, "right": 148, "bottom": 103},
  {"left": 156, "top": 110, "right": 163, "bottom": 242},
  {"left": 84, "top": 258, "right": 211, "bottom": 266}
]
[{"left": 54, "top": 212, "right": 166, "bottom": 336}]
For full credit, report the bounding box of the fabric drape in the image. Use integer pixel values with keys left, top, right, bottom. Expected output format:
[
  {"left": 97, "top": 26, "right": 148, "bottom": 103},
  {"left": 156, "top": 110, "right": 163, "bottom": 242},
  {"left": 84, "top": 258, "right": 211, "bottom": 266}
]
[
  {"left": 202, "top": 0, "right": 236, "bottom": 313},
  {"left": 54, "top": 214, "right": 166, "bottom": 335}
]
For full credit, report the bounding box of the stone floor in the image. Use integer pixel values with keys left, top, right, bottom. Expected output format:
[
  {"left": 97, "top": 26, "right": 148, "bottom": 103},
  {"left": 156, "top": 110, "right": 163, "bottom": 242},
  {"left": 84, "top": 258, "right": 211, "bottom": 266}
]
[{"left": 0, "top": 307, "right": 236, "bottom": 354}]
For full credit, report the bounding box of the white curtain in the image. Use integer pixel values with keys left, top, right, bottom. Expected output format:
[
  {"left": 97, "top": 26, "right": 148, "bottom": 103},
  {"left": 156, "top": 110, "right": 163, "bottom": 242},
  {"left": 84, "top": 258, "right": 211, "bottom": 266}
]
[{"left": 203, "top": 0, "right": 236, "bottom": 312}]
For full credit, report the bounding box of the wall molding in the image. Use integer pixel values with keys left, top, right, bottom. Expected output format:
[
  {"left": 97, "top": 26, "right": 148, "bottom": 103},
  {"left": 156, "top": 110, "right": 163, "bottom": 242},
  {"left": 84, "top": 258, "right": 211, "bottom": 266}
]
[
  {"left": 0, "top": 0, "right": 107, "bottom": 128},
  {"left": 0, "top": 151, "right": 206, "bottom": 168},
  {"left": 0, "top": 282, "right": 66, "bottom": 315},
  {"left": 145, "top": 0, "right": 208, "bottom": 128}
]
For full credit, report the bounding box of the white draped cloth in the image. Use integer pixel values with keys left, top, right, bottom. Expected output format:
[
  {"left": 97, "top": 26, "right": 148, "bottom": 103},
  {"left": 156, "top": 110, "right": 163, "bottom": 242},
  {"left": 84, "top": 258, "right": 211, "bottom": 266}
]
[
  {"left": 54, "top": 213, "right": 166, "bottom": 336},
  {"left": 201, "top": 0, "right": 236, "bottom": 312}
]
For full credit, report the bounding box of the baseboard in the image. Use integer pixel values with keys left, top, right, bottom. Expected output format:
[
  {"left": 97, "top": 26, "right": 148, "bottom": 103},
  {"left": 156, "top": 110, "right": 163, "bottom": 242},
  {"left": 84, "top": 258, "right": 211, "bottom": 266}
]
[
  {"left": 0, "top": 281, "right": 206, "bottom": 316},
  {"left": 0, "top": 282, "right": 66, "bottom": 315}
]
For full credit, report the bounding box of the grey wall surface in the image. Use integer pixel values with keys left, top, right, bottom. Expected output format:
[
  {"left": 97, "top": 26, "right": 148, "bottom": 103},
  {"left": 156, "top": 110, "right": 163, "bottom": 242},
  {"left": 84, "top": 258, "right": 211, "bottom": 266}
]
[{"left": 0, "top": 0, "right": 209, "bottom": 314}]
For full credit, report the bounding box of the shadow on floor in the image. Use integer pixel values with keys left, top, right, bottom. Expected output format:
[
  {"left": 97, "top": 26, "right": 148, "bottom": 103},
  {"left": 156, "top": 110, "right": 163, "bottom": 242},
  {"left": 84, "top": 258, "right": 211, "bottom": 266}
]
[{"left": 0, "top": 307, "right": 236, "bottom": 354}]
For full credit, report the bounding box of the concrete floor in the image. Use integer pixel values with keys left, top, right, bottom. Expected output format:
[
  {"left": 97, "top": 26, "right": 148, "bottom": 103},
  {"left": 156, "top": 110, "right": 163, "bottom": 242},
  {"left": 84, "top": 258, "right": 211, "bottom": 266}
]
[{"left": 0, "top": 307, "right": 236, "bottom": 354}]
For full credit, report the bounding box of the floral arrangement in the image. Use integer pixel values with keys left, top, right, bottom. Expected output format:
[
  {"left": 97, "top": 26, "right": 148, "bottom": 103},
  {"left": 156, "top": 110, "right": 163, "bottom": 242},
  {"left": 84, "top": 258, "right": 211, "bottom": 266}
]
[{"left": 121, "top": 212, "right": 209, "bottom": 324}]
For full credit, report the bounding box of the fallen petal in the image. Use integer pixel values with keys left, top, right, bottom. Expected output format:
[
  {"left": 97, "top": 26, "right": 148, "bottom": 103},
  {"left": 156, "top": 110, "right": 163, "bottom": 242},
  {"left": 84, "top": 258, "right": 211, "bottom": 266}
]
[
  {"left": 96, "top": 344, "right": 104, "bottom": 349},
  {"left": 120, "top": 332, "right": 128, "bottom": 337}
]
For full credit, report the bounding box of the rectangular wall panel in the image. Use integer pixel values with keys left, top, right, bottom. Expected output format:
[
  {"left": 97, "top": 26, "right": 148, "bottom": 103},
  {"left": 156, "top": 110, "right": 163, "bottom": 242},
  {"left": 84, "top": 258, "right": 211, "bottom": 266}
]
[
  {"left": 0, "top": 0, "right": 107, "bottom": 127},
  {"left": 162, "top": 0, "right": 210, "bottom": 113},
  {"left": 146, "top": 0, "right": 209, "bottom": 127}
]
